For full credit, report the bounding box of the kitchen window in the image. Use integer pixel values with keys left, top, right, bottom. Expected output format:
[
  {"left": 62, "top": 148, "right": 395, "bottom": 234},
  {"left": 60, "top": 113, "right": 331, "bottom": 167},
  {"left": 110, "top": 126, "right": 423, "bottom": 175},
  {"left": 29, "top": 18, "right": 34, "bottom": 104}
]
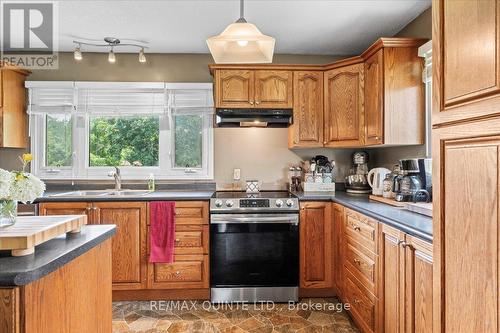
[{"left": 27, "top": 82, "right": 214, "bottom": 180}]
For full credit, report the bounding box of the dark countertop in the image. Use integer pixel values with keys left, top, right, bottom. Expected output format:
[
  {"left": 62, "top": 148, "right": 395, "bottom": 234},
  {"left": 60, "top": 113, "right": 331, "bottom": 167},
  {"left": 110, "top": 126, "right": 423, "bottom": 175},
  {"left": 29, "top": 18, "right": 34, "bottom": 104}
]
[
  {"left": 36, "top": 190, "right": 215, "bottom": 202},
  {"left": 294, "top": 191, "right": 433, "bottom": 243},
  {"left": 0, "top": 225, "right": 116, "bottom": 286}
]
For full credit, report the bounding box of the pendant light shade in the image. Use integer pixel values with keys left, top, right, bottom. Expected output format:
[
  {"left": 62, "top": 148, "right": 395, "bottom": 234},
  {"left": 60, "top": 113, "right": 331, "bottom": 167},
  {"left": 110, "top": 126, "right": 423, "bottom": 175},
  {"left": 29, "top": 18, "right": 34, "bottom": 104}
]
[{"left": 207, "top": 0, "right": 275, "bottom": 64}]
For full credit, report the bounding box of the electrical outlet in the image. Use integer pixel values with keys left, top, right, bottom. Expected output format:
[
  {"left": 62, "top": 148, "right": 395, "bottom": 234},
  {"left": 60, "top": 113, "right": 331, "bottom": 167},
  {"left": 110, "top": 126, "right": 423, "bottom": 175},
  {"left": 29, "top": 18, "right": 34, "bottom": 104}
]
[{"left": 233, "top": 168, "right": 241, "bottom": 181}]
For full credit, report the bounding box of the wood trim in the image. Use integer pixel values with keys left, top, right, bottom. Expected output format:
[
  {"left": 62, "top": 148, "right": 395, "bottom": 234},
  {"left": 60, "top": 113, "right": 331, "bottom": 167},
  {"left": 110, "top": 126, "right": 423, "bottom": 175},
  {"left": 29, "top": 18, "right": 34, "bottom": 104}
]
[
  {"left": 113, "top": 288, "right": 210, "bottom": 301},
  {"left": 0, "top": 288, "right": 19, "bottom": 333},
  {"left": 0, "top": 62, "right": 31, "bottom": 75}
]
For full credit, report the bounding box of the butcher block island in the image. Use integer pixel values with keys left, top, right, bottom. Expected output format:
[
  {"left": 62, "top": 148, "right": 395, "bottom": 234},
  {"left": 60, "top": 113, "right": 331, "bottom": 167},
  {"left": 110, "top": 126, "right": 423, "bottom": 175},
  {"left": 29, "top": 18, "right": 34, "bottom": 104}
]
[{"left": 0, "top": 219, "right": 116, "bottom": 333}]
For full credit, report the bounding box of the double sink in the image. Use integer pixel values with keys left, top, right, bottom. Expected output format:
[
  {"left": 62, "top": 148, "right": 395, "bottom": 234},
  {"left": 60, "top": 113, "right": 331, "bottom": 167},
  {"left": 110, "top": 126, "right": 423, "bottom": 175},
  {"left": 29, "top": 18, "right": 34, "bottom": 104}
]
[{"left": 50, "top": 189, "right": 153, "bottom": 198}]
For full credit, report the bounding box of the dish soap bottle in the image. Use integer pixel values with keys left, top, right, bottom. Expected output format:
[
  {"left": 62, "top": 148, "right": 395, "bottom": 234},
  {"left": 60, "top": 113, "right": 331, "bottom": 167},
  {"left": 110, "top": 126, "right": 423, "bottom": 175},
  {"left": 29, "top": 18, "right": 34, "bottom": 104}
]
[{"left": 148, "top": 173, "right": 155, "bottom": 191}]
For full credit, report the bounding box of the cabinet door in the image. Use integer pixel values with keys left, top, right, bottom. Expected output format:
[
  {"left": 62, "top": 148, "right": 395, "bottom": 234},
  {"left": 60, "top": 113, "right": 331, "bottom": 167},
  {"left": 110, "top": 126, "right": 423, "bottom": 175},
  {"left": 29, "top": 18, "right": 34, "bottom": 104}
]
[
  {"left": 39, "top": 202, "right": 93, "bottom": 223},
  {"left": 405, "top": 235, "right": 433, "bottom": 333},
  {"left": 289, "top": 71, "right": 323, "bottom": 148},
  {"left": 433, "top": 0, "right": 500, "bottom": 125},
  {"left": 1, "top": 69, "right": 28, "bottom": 148},
  {"left": 324, "top": 63, "right": 365, "bottom": 147},
  {"left": 332, "top": 203, "right": 344, "bottom": 298},
  {"left": 254, "top": 70, "right": 293, "bottom": 108},
  {"left": 299, "top": 202, "right": 333, "bottom": 289},
  {"left": 93, "top": 202, "right": 147, "bottom": 290},
  {"left": 215, "top": 70, "right": 254, "bottom": 108},
  {"left": 364, "top": 50, "right": 384, "bottom": 145},
  {"left": 380, "top": 224, "right": 406, "bottom": 333},
  {"left": 433, "top": 119, "right": 500, "bottom": 333}
]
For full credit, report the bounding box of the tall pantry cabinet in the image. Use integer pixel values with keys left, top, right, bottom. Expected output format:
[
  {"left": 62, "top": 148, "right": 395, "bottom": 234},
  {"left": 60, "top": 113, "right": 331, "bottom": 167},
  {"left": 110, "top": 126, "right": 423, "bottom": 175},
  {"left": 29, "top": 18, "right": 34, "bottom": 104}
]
[{"left": 432, "top": 0, "right": 500, "bottom": 332}]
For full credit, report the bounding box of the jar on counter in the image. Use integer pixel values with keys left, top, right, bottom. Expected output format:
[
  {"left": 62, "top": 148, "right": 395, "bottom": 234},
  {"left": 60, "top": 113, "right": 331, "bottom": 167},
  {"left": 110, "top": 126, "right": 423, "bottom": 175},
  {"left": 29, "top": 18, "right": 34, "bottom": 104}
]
[{"left": 382, "top": 173, "right": 395, "bottom": 199}]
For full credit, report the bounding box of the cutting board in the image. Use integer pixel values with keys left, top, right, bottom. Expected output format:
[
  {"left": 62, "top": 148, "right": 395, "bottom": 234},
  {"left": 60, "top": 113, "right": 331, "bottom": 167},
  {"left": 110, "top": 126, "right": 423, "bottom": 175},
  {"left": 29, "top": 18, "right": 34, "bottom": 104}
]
[
  {"left": 0, "top": 215, "right": 87, "bottom": 256},
  {"left": 405, "top": 202, "right": 433, "bottom": 217},
  {"left": 369, "top": 195, "right": 406, "bottom": 207}
]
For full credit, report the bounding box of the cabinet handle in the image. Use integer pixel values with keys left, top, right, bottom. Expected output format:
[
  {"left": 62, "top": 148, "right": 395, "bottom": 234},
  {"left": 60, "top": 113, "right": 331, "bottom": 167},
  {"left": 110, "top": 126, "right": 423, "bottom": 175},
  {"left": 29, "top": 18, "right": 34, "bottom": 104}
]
[
  {"left": 86, "top": 207, "right": 91, "bottom": 211},
  {"left": 353, "top": 225, "right": 361, "bottom": 232},
  {"left": 353, "top": 299, "right": 362, "bottom": 304},
  {"left": 255, "top": 101, "right": 260, "bottom": 105},
  {"left": 249, "top": 100, "right": 254, "bottom": 105},
  {"left": 400, "top": 241, "right": 407, "bottom": 248},
  {"left": 175, "top": 271, "right": 181, "bottom": 275},
  {"left": 175, "top": 238, "right": 181, "bottom": 243},
  {"left": 353, "top": 258, "right": 361, "bottom": 265}
]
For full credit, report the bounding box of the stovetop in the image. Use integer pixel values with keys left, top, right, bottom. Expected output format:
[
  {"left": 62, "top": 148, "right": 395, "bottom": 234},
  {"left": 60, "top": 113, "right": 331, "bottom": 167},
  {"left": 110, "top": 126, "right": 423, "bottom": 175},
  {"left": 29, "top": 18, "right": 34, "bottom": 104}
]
[
  {"left": 212, "top": 191, "right": 295, "bottom": 199},
  {"left": 210, "top": 191, "right": 299, "bottom": 212}
]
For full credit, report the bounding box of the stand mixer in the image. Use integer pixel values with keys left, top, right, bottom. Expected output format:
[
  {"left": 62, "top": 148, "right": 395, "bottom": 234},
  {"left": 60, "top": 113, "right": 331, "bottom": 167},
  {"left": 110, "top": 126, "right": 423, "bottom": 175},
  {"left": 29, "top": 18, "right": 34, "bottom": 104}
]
[{"left": 345, "top": 151, "right": 371, "bottom": 194}]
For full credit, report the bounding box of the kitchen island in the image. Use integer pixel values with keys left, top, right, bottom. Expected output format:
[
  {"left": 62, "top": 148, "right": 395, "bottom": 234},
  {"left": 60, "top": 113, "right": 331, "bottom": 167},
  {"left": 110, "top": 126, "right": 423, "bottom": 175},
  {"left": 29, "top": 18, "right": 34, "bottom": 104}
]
[{"left": 0, "top": 223, "right": 116, "bottom": 333}]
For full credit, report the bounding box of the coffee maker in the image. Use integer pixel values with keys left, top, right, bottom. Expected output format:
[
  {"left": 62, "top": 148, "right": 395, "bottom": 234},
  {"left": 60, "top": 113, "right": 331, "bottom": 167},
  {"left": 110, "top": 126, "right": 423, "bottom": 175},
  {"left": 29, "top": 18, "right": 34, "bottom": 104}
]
[
  {"left": 345, "top": 151, "right": 371, "bottom": 194},
  {"left": 394, "top": 158, "right": 432, "bottom": 202}
]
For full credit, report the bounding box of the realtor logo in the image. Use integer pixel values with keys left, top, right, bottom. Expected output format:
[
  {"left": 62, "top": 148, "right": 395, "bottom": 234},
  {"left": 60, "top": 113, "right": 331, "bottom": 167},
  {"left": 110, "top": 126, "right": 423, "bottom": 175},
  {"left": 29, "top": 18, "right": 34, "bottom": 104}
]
[{"left": 1, "top": 1, "right": 59, "bottom": 69}]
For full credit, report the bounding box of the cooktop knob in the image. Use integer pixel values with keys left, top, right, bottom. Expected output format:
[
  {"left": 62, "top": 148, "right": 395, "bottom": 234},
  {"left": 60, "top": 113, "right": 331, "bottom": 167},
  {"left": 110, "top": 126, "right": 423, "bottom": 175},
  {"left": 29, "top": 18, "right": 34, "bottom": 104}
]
[
  {"left": 226, "top": 200, "right": 234, "bottom": 207},
  {"left": 286, "top": 199, "right": 294, "bottom": 207},
  {"left": 275, "top": 199, "right": 284, "bottom": 207},
  {"left": 214, "top": 199, "right": 223, "bottom": 207}
]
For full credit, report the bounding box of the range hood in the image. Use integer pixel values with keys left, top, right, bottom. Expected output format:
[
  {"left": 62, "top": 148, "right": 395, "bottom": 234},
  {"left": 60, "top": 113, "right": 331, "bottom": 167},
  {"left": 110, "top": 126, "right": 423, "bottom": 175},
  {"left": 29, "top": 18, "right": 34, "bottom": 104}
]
[{"left": 215, "top": 108, "right": 293, "bottom": 127}]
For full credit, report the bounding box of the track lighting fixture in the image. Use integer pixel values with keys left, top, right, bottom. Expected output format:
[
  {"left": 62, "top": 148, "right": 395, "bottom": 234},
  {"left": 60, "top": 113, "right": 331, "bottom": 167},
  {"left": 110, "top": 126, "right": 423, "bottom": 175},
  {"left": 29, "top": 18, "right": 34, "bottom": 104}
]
[{"left": 72, "top": 37, "right": 149, "bottom": 64}]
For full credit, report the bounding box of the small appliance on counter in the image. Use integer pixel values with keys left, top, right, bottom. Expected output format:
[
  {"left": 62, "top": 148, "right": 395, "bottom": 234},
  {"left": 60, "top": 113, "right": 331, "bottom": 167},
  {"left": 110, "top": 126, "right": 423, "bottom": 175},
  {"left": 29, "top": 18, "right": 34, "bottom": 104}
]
[
  {"left": 300, "top": 155, "right": 336, "bottom": 192},
  {"left": 345, "top": 151, "right": 371, "bottom": 194},
  {"left": 367, "top": 167, "right": 391, "bottom": 196},
  {"left": 394, "top": 158, "right": 432, "bottom": 202}
]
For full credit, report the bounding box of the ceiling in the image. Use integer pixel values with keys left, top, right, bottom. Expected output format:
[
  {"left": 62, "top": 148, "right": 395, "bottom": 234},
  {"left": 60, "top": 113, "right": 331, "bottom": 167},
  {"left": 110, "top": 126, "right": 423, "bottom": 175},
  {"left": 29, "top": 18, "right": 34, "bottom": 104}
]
[{"left": 58, "top": 0, "right": 431, "bottom": 55}]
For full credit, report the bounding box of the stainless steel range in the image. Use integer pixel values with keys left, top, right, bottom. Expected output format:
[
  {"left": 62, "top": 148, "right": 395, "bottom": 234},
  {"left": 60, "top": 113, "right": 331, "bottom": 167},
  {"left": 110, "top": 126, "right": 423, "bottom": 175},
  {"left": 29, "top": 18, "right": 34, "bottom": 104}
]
[{"left": 210, "top": 191, "right": 299, "bottom": 303}]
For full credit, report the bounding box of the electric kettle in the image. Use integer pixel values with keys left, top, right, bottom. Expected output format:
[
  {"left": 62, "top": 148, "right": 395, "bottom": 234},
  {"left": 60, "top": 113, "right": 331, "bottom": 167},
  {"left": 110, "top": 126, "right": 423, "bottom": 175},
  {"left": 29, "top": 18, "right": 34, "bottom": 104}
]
[{"left": 367, "top": 167, "right": 391, "bottom": 196}]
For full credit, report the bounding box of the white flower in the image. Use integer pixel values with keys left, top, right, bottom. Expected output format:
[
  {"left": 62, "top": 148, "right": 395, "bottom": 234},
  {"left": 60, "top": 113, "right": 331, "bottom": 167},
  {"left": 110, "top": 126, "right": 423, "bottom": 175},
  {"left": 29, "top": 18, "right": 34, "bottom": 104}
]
[
  {"left": 10, "top": 173, "right": 45, "bottom": 203},
  {"left": 0, "top": 169, "right": 14, "bottom": 199}
]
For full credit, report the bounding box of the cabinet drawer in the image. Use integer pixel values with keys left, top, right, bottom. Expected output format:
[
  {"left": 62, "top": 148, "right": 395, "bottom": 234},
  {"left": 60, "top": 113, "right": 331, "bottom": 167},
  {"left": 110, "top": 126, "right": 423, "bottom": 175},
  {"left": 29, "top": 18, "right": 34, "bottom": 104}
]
[
  {"left": 147, "top": 225, "right": 208, "bottom": 255},
  {"left": 344, "top": 209, "right": 378, "bottom": 252},
  {"left": 148, "top": 254, "right": 209, "bottom": 289},
  {"left": 148, "top": 201, "right": 209, "bottom": 225},
  {"left": 344, "top": 240, "right": 377, "bottom": 291},
  {"left": 344, "top": 268, "right": 376, "bottom": 333}
]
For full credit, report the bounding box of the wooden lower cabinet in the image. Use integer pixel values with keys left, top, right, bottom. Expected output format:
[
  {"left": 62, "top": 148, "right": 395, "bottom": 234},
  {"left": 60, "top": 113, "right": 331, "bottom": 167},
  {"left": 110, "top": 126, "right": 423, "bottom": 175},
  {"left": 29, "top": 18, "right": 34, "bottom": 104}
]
[
  {"left": 39, "top": 200, "right": 209, "bottom": 299},
  {"left": 380, "top": 224, "right": 433, "bottom": 333},
  {"left": 299, "top": 202, "right": 333, "bottom": 290},
  {"left": 93, "top": 202, "right": 147, "bottom": 290},
  {"left": 332, "top": 203, "right": 344, "bottom": 298}
]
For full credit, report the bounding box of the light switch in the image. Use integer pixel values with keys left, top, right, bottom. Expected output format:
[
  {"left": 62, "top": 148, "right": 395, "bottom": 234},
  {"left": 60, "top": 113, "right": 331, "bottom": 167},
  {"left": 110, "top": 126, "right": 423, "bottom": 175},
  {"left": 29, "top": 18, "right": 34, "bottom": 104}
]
[{"left": 233, "top": 168, "right": 241, "bottom": 181}]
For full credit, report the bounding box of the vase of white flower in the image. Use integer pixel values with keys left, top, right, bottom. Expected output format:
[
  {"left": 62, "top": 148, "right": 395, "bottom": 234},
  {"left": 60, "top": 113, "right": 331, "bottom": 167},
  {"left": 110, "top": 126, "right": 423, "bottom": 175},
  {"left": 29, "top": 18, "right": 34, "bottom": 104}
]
[
  {"left": 0, "top": 154, "right": 45, "bottom": 227},
  {"left": 0, "top": 200, "right": 17, "bottom": 227}
]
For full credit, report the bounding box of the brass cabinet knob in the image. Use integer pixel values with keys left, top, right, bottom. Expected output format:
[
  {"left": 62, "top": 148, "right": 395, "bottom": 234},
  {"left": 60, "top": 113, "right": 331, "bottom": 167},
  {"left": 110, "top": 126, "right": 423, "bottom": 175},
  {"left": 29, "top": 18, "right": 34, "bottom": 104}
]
[
  {"left": 255, "top": 101, "right": 260, "bottom": 105},
  {"left": 353, "top": 258, "right": 361, "bottom": 265},
  {"left": 175, "top": 271, "right": 180, "bottom": 275},
  {"left": 249, "top": 100, "right": 254, "bottom": 105},
  {"left": 353, "top": 226, "right": 361, "bottom": 232}
]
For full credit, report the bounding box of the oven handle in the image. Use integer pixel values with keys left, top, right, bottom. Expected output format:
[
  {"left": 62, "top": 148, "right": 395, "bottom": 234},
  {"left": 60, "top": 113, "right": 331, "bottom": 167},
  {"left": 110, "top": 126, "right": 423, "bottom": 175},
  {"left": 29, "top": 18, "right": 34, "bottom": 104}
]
[{"left": 210, "top": 214, "right": 299, "bottom": 225}]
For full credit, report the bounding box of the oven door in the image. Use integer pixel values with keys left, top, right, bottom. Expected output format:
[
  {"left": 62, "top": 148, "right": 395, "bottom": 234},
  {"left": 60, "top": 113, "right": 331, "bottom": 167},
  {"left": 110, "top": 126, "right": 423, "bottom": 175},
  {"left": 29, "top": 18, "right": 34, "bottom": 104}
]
[{"left": 210, "top": 213, "right": 299, "bottom": 288}]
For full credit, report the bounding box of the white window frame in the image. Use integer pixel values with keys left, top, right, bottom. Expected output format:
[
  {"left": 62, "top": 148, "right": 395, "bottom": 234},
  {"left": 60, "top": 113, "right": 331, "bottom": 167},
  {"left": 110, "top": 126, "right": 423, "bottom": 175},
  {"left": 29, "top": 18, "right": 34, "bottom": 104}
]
[
  {"left": 27, "top": 81, "right": 214, "bottom": 180},
  {"left": 418, "top": 40, "right": 432, "bottom": 158}
]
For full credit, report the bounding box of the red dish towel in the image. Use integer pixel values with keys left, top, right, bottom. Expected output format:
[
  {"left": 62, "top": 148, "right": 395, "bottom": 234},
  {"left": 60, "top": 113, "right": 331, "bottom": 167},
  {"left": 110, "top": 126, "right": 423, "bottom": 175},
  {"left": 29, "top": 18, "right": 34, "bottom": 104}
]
[{"left": 149, "top": 201, "right": 176, "bottom": 263}]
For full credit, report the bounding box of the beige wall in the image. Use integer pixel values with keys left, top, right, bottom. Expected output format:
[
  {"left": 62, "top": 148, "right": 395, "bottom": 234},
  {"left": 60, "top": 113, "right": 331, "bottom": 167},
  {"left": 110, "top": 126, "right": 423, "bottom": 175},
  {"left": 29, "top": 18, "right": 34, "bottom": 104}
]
[
  {"left": 0, "top": 52, "right": 344, "bottom": 189},
  {"left": 0, "top": 7, "right": 432, "bottom": 188}
]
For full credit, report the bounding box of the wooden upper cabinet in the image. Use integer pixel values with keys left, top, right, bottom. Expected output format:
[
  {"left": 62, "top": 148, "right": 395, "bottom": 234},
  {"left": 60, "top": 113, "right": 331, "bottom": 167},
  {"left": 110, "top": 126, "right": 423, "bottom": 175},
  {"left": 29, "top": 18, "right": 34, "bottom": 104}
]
[
  {"left": 254, "top": 70, "right": 293, "bottom": 108},
  {"left": 433, "top": 0, "right": 500, "bottom": 125},
  {"left": 299, "top": 202, "right": 333, "bottom": 289},
  {"left": 214, "top": 69, "right": 292, "bottom": 109},
  {"left": 364, "top": 50, "right": 384, "bottom": 145},
  {"left": 324, "top": 63, "right": 365, "bottom": 147},
  {"left": 289, "top": 71, "right": 323, "bottom": 148},
  {"left": 215, "top": 69, "right": 254, "bottom": 108},
  {"left": 0, "top": 65, "right": 30, "bottom": 148},
  {"left": 93, "top": 201, "right": 147, "bottom": 290}
]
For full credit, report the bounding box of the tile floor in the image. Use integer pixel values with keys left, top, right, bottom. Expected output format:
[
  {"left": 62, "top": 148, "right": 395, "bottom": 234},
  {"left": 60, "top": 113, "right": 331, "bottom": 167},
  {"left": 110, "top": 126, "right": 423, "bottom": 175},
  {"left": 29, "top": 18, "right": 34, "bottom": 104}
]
[{"left": 112, "top": 298, "right": 359, "bottom": 333}]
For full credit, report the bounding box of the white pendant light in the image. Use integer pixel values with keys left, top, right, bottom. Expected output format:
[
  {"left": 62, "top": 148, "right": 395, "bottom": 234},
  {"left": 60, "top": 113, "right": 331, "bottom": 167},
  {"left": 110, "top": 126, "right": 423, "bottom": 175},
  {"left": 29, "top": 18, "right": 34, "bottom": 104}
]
[
  {"left": 74, "top": 43, "right": 82, "bottom": 61},
  {"left": 139, "top": 48, "right": 147, "bottom": 63},
  {"left": 207, "top": 0, "right": 275, "bottom": 64},
  {"left": 108, "top": 47, "right": 116, "bottom": 63}
]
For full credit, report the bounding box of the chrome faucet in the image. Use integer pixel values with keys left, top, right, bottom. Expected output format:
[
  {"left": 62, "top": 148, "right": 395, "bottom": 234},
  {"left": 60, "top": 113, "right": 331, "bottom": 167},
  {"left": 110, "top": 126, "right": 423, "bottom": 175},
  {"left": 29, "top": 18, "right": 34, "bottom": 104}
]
[{"left": 108, "top": 166, "right": 122, "bottom": 191}]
